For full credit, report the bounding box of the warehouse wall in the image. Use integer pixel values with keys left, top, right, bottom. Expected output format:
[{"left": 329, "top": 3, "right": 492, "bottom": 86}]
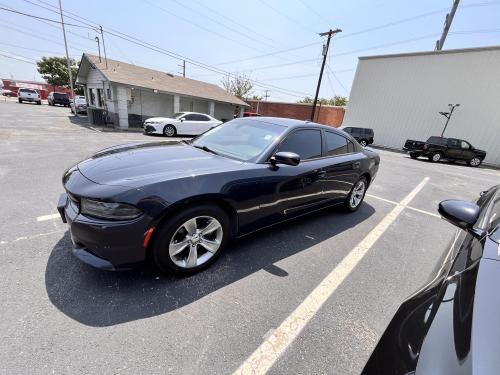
[{"left": 344, "top": 47, "right": 500, "bottom": 166}]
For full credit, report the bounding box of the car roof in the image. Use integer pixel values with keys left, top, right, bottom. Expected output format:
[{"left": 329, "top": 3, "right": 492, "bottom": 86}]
[{"left": 239, "top": 116, "right": 340, "bottom": 132}]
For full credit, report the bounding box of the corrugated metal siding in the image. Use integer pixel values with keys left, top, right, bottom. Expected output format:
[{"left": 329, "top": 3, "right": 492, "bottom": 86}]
[{"left": 344, "top": 48, "right": 500, "bottom": 166}]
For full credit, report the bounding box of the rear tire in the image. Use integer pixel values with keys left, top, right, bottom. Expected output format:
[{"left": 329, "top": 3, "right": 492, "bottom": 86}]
[
  {"left": 18, "top": 99, "right": 22, "bottom": 103},
  {"left": 37, "top": 101, "right": 41, "bottom": 105},
  {"left": 410, "top": 152, "right": 419, "bottom": 159},
  {"left": 468, "top": 157, "right": 482, "bottom": 167},
  {"left": 429, "top": 152, "right": 443, "bottom": 162},
  {"left": 344, "top": 176, "right": 367, "bottom": 212},
  {"left": 152, "top": 204, "right": 231, "bottom": 276},
  {"left": 163, "top": 124, "right": 176, "bottom": 137},
  {"left": 359, "top": 139, "right": 368, "bottom": 147}
]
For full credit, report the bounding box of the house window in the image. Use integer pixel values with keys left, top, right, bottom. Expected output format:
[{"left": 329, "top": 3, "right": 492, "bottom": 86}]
[
  {"left": 88, "top": 88, "right": 95, "bottom": 105},
  {"left": 97, "top": 88, "right": 104, "bottom": 107},
  {"left": 106, "top": 88, "right": 111, "bottom": 100}
]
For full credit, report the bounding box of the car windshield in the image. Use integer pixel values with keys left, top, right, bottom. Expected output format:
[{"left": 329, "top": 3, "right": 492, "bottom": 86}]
[
  {"left": 191, "top": 119, "right": 286, "bottom": 162},
  {"left": 172, "top": 112, "right": 186, "bottom": 118}
]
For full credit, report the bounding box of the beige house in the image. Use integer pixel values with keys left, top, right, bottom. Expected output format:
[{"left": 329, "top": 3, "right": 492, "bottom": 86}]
[{"left": 75, "top": 53, "right": 248, "bottom": 129}]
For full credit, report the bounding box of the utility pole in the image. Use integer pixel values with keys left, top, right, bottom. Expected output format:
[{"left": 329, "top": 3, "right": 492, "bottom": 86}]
[
  {"left": 100, "top": 25, "right": 108, "bottom": 68},
  {"left": 435, "top": 0, "right": 460, "bottom": 50},
  {"left": 58, "top": 0, "right": 76, "bottom": 116},
  {"left": 95, "top": 36, "right": 101, "bottom": 62},
  {"left": 311, "top": 28, "right": 342, "bottom": 121},
  {"left": 439, "top": 103, "right": 460, "bottom": 136},
  {"left": 264, "top": 89, "right": 270, "bottom": 101},
  {"left": 178, "top": 60, "right": 186, "bottom": 77}
]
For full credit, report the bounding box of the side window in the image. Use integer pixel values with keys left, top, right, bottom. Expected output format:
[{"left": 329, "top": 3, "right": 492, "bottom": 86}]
[
  {"left": 448, "top": 139, "right": 460, "bottom": 147},
  {"left": 347, "top": 141, "right": 355, "bottom": 153},
  {"left": 184, "top": 114, "right": 198, "bottom": 121},
  {"left": 196, "top": 114, "right": 210, "bottom": 121},
  {"left": 325, "top": 131, "right": 348, "bottom": 156},
  {"left": 88, "top": 88, "right": 95, "bottom": 106},
  {"left": 461, "top": 141, "right": 470, "bottom": 149},
  {"left": 343, "top": 127, "right": 352, "bottom": 133},
  {"left": 277, "top": 129, "right": 322, "bottom": 160}
]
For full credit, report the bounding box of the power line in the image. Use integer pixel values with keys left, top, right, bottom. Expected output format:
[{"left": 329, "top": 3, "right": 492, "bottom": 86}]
[
  {"left": 168, "top": 0, "right": 282, "bottom": 53},
  {"left": 327, "top": 64, "right": 348, "bottom": 94},
  {"left": 255, "top": 0, "right": 317, "bottom": 33},
  {"left": 0, "top": 51, "right": 37, "bottom": 64},
  {"left": 25, "top": 1, "right": 314, "bottom": 98},
  {"left": 0, "top": 5, "right": 95, "bottom": 29}
]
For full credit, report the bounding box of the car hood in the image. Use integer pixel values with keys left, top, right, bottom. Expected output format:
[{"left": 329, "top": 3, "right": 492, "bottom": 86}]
[
  {"left": 76, "top": 141, "right": 245, "bottom": 188},
  {"left": 145, "top": 117, "right": 176, "bottom": 123}
]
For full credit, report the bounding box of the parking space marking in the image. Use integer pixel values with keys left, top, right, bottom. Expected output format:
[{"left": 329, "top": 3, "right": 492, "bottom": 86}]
[
  {"left": 0, "top": 229, "right": 66, "bottom": 245},
  {"left": 366, "top": 194, "right": 440, "bottom": 219},
  {"left": 232, "top": 177, "right": 430, "bottom": 375},
  {"left": 36, "top": 213, "right": 61, "bottom": 222}
]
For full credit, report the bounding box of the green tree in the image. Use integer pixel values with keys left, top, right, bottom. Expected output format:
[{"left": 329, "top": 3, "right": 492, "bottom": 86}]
[
  {"left": 36, "top": 56, "right": 79, "bottom": 92},
  {"left": 298, "top": 96, "right": 348, "bottom": 106},
  {"left": 297, "top": 96, "right": 313, "bottom": 104},
  {"left": 330, "top": 95, "right": 348, "bottom": 106},
  {"left": 221, "top": 73, "right": 253, "bottom": 99}
]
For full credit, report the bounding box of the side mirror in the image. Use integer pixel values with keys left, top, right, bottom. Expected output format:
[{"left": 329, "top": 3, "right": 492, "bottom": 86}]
[
  {"left": 438, "top": 200, "right": 483, "bottom": 236},
  {"left": 270, "top": 151, "right": 300, "bottom": 166},
  {"left": 180, "top": 118, "right": 185, "bottom": 122}
]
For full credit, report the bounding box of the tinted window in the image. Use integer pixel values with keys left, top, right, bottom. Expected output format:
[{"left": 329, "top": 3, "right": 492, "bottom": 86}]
[
  {"left": 193, "top": 114, "right": 210, "bottom": 121},
  {"left": 54, "top": 93, "right": 68, "bottom": 99},
  {"left": 343, "top": 127, "right": 352, "bottom": 133},
  {"left": 461, "top": 140, "right": 470, "bottom": 149},
  {"left": 277, "top": 130, "right": 322, "bottom": 160},
  {"left": 447, "top": 138, "right": 460, "bottom": 147},
  {"left": 183, "top": 114, "right": 199, "bottom": 121},
  {"left": 20, "top": 89, "right": 36, "bottom": 93},
  {"left": 427, "top": 136, "right": 447, "bottom": 145},
  {"left": 325, "top": 131, "right": 348, "bottom": 156}
]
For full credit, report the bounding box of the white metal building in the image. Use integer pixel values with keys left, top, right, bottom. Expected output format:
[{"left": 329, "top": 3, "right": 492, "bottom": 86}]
[
  {"left": 76, "top": 54, "right": 248, "bottom": 128},
  {"left": 344, "top": 46, "right": 500, "bottom": 166}
]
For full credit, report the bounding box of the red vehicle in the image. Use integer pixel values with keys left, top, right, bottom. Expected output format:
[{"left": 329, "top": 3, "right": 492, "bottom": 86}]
[{"left": 243, "top": 111, "right": 261, "bottom": 117}]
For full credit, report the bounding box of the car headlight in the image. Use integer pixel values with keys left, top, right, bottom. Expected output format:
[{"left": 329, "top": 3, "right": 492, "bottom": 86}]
[{"left": 80, "top": 198, "right": 142, "bottom": 220}]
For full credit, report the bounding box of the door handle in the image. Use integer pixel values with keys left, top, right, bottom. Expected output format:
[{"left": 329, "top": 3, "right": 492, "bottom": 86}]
[{"left": 352, "top": 161, "right": 360, "bottom": 169}]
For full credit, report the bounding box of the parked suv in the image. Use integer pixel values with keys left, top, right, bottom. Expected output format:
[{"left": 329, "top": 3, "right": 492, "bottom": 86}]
[
  {"left": 48, "top": 92, "right": 70, "bottom": 107},
  {"left": 341, "top": 126, "right": 374, "bottom": 147},
  {"left": 404, "top": 136, "right": 486, "bottom": 167},
  {"left": 17, "top": 88, "right": 41, "bottom": 105}
]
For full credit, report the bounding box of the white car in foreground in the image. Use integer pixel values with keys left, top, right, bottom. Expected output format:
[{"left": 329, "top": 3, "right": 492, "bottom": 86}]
[{"left": 143, "top": 112, "right": 222, "bottom": 137}]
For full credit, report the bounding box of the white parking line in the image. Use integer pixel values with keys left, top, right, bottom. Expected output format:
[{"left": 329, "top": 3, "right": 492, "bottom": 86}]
[
  {"left": 232, "top": 177, "right": 430, "bottom": 375},
  {"left": 36, "top": 213, "right": 61, "bottom": 222},
  {"left": 366, "top": 194, "right": 441, "bottom": 218}
]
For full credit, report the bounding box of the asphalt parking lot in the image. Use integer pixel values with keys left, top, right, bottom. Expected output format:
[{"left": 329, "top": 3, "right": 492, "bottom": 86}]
[{"left": 1, "top": 101, "right": 499, "bottom": 375}]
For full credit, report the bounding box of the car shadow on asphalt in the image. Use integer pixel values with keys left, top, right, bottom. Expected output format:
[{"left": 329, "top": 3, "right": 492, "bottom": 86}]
[{"left": 45, "top": 203, "right": 375, "bottom": 327}]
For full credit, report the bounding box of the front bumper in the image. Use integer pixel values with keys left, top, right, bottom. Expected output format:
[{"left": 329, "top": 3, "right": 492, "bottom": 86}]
[
  {"left": 57, "top": 192, "right": 150, "bottom": 270},
  {"left": 143, "top": 124, "right": 160, "bottom": 134}
]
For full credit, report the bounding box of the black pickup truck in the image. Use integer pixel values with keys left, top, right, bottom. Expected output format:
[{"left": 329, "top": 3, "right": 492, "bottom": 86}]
[{"left": 403, "top": 136, "right": 486, "bottom": 167}]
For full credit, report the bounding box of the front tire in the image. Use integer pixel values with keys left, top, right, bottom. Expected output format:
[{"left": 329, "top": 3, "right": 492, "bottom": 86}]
[
  {"left": 163, "top": 124, "right": 176, "bottom": 137},
  {"left": 429, "top": 152, "right": 443, "bottom": 162},
  {"left": 344, "top": 177, "right": 367, "bottom": 212},
  {"left": 410, "top": 152, "right": 419, "bottom": 159},
  {"left": 18, "top": 99, "right": 22, "bottom": 103},
  {"left": 468, "top": 157, "right": 482, "bottom": 167},
  {"left": 152, "top": 204, "right": 231, "bottom": 276},
  {"left": 359, "top": 139, "right": 368, "bottom": 147}
]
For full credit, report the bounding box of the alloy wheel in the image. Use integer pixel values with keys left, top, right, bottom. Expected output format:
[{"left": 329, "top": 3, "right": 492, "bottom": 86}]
[
  {"left": 164, "top": 125, "right": 175, "bottom": 137},
  {"left": 360, "top": 140, "right": 367, "bottom": 147},
  {"left": 470, "top": 157, "right": 481, "bottom": 167},
  {"left": 432, "top": 153, "right": 442, "bottom": 162},
  {"left": 169, "top": 216, "right": 223, "bottom": 268},
  {"left": 350, "top": 180, "right": 366, "bottom": 208}
]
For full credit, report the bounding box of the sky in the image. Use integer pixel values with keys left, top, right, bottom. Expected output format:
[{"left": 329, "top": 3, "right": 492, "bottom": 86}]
[{"left": 0, "top": 0, "right": 499, "bottom": 102}]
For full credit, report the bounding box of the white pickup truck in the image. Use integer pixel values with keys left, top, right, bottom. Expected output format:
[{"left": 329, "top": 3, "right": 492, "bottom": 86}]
[{"left": 18, "top": 88, "right": 41, "bottom": 105}]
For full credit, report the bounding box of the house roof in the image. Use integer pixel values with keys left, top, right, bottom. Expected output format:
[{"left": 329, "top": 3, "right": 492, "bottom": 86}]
[{"left": 77, "top": 53, "right": 248, "bottom": 106}]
